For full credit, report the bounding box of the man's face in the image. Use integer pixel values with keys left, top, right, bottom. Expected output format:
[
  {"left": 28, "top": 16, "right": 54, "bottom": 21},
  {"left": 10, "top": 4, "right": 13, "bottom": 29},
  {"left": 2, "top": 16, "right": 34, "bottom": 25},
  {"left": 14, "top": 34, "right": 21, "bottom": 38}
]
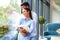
[{"left": 21, "top": 5, "right": 28, "bottom": 9}]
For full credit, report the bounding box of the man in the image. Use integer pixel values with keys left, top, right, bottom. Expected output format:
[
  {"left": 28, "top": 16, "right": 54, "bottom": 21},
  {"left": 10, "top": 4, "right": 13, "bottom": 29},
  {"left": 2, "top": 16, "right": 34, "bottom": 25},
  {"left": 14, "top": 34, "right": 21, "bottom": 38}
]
[{"left": 21, "top": 2, "right": 38, "bottom": 40}]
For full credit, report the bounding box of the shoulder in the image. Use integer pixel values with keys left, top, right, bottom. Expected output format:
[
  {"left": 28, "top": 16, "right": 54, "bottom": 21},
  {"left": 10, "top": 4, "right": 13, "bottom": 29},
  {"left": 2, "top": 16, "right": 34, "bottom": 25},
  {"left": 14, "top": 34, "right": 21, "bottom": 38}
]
[
  {"left": 31, "top": 11, "right": 37, "bottom": 17},
  {"left": 19, "top": 14, "right": 25, "bottom": 21},
  {"left": 20, "top": 14, "right": 25, "bottom": 19},
  {"left": 31, "top": 11, "right": 37, "bottom": 15},
  {"left": 19, "top": 15, "right": 25, "bottom": 21}
]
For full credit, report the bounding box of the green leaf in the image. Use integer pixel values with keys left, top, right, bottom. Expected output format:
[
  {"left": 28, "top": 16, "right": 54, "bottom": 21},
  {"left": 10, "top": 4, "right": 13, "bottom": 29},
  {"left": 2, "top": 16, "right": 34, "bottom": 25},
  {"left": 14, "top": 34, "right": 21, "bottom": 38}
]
[{"left": 39, "top": 16, "right": 46, "bottom": 24}]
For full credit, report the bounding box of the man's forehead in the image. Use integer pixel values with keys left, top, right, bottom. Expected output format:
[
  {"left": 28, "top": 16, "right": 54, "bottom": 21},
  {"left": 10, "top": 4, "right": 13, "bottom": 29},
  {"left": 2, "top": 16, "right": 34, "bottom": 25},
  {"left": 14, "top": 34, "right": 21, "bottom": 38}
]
[{"left": 21, "top": 5, "right": 27, "bottom": 7}]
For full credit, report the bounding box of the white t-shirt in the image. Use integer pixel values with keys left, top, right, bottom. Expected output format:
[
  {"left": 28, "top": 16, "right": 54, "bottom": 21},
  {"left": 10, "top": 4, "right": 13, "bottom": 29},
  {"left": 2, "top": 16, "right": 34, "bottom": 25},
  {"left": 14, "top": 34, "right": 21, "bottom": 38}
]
[{"left": 31, "top": 11, "right": 37, "bottom": 36}]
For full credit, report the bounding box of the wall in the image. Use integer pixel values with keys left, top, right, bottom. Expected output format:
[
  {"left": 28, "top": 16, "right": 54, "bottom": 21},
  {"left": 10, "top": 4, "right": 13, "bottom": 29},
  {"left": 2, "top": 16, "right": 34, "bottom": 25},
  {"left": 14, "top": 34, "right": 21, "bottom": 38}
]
[
  {"left": 50, "top": 0, "right": 60, "bottom": 23},
  {"left": 52, "top": 10, "right": 60, "bottom": 23}
]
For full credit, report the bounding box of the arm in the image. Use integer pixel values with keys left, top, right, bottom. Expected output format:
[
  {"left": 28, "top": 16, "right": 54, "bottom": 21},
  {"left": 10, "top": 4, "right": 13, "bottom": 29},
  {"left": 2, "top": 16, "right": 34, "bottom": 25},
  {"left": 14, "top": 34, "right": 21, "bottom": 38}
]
[
  {"left": 19, "top": 20, "right": 34, "bottom": 36},
  {"left": 28, "top": 21, "right": 34, "bottom": 34},
  {"left": 32, "top": 11, "right": 38, "bottom": 23},
  {"left": 18, "top": 26, "right": 28, "bottom": 37}
]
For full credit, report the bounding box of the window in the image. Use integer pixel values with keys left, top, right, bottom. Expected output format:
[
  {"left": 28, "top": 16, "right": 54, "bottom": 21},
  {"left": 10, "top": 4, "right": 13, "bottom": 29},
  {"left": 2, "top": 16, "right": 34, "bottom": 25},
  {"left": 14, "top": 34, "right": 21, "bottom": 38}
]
[{"left": 0, "top": 0, "right": 21, "bottom": 24}]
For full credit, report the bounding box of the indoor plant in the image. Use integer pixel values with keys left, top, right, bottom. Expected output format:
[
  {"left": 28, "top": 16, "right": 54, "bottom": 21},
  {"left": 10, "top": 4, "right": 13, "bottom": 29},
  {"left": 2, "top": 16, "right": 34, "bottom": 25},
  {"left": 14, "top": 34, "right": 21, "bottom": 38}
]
[{"left": 38, "top": 16, "right": 46, "bottom": 39}]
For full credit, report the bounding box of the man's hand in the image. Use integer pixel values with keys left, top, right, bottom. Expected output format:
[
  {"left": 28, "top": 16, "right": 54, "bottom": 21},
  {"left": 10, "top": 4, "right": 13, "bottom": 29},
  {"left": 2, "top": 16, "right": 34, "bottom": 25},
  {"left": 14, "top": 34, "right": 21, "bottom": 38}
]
[
  {"left": 18, "top": 27, "right": 23, "bottom": 32},
  {"left": 18, "top": 27, "right": 27, "bottom": 37}
]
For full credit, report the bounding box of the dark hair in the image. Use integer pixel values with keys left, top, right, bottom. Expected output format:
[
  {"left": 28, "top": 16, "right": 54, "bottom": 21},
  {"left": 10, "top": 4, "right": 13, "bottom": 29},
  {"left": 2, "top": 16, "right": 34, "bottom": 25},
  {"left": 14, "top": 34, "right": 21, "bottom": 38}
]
[
  {"left": 24, "top": 8, "right": 32, "bottom": 19},
  {"left": 21, "top": 2, "right": 30, "bottom": 7}
]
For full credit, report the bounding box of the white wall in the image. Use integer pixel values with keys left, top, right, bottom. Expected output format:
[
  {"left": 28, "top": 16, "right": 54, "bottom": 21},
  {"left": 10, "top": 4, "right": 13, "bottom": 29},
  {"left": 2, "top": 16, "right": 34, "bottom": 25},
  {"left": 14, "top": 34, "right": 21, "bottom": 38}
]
[
  {"left": 51, "top": 0, "right": 60, "bottom": 23},
  {"left": 52, "top": 10, "right": 60, "bottom": 23}
]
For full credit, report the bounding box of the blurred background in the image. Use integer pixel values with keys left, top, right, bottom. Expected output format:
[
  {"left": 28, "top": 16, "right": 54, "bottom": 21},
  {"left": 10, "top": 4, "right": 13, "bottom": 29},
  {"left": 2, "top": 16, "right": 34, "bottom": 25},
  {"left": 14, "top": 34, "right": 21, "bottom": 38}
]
[
  {"left": 0, "top": 0, "right": 60, "bottom": 40},
  {"left": 0, "top": 0, "right": 21, "bottom": 24}
]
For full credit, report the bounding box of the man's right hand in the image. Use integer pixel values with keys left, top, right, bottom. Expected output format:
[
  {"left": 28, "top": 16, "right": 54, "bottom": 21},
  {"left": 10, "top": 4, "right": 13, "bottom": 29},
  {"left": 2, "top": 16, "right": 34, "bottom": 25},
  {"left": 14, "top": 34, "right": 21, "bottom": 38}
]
[
  {"left": 18, "top": 27, "right": 23, "bottom": 32},
  {"left": 18, "top": 27, "right": 27, "bottom": 37}
]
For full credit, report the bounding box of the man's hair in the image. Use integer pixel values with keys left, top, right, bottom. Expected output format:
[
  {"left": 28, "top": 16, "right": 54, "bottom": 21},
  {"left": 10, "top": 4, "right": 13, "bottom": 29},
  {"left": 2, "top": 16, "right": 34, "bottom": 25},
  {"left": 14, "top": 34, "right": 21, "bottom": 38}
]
[{"left": 21, "top": 2, "right": 30, "bottom": 7}]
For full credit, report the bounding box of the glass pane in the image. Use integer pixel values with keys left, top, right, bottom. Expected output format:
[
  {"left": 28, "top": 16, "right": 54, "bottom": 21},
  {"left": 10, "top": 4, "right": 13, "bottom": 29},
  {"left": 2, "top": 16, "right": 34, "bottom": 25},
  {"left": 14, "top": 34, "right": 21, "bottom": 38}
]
[
  {"left": 0, "top": 0, "right": 21, "bottom": 37},
  {"left": 0, "top": 0, "right": 21, "bottom": 24},
  {"left": 32, "top": 0, "right": 36, "bottom": 12}
]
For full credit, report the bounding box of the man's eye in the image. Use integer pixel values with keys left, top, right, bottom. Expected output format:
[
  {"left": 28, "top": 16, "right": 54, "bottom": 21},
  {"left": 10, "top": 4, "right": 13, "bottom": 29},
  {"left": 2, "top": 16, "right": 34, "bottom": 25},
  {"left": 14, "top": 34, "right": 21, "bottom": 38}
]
[{"left": 24, "top": 11, "right": 25, "bottom": 12}]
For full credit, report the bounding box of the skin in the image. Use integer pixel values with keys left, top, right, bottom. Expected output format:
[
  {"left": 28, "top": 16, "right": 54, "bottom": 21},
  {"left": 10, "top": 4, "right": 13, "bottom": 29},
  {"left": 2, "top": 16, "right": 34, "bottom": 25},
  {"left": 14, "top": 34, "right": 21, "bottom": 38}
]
[
  {"left": 18, "top": 27, "right": 27, "bottom": 37},
  {"left": 21, "top": 6, "right": 29, "bottom": 9},
  {"left": 22, "top": 8, "right": 30, "bottom": 19}
]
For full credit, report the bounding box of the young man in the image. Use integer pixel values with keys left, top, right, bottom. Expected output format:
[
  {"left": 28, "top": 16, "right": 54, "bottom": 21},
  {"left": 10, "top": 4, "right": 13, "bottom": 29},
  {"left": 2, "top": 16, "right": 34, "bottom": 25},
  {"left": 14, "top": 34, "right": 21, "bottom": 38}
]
[{"left": 21, "top": 2, "right": 38, "bottom": 40}]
